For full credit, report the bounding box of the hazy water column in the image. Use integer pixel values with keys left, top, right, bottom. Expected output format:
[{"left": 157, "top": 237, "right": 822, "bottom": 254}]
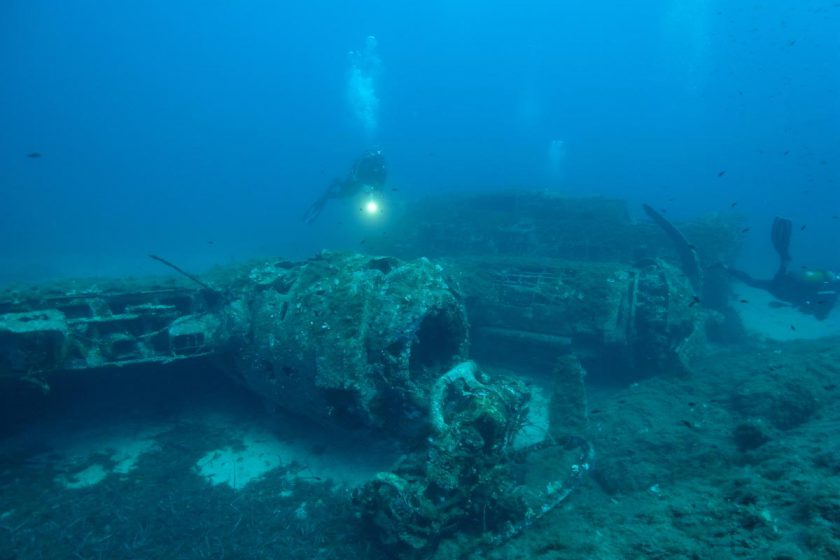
[
  {"left": 347, "top": 35, "right": 382, "bottom": 139},
  {"left": 547, "top": 139, "right": 567, "bottom": 188},
  {"left": 661, "top": 0, "right": 714, "bottom": 95}
]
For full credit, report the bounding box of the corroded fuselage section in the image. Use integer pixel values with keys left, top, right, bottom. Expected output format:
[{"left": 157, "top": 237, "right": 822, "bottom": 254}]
[
  {"left": 0, "top": 253, "right": 469, "bottom": 432},
  {"left": 0, "top": 193, "right": 738, "bottom": 427},
  {"left": 0, "top": 278, "right": 218, "bottom": 378}
]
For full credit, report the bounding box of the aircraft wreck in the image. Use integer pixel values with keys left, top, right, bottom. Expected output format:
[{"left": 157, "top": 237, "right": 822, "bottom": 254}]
[{"left": 0, "top": 192, "right": 741, "bottom": 556}]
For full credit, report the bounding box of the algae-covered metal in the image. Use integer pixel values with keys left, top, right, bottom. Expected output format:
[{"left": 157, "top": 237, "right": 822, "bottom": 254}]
[
  {"left": 0, "top": 252, "right": 469, "bottom": 431},
  {"left": 0, "top": 193, "right": 739, "bottom": 424},
  {"left": 0, "top": 278, "right": 218, "bottom": 380},
  {"left": 368, "top": 191, "right": 741, "bottom": 266},
  {"left": 439, "top": 256, "right": 707, "bottom": 379},
  {"left": 369, "top": 192, "right": 735, "bottom": 379},
  {"left": 226, "top": 252, "right": 469, "bottom": 430},
  {"left": 355, "top": 361, "right": 594, "bottom": 559}
]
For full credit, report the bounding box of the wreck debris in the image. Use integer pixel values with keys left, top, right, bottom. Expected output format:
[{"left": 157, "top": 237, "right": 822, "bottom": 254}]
[
  {"left": 364, "top": 193, "right": 739, "bottom": 380},
  {"left": 228, "top": 252, "right": 469, "bottom": 431},
  {"left": 1, "top": 253, "right": 469, "bottom": 431},
  {"left": 549, "top": 353, "right": 589, "bottom": 435},
  {"left": 428, "top": 360, "right": 487, "bottom": 433},
  {"left": 642, "top": 203, "right": 703, "bottom": 292},
  {"left": 148, "top": 253, "right": 215, "bottom": 292},
  {"left": 366, "top": 192, "right": 742, "bottom": 266},
  {"left": 0, "top": 278, "right": 219, "bottom": 382},
  {"left": 441, "top": 256, "right": 708, "bottom": 379},
  {"left": 0, "top": 191, "right": 753, "bottom": 554},
  {"left": 355, "top": 361, "right": 593, "bottom": 558}
]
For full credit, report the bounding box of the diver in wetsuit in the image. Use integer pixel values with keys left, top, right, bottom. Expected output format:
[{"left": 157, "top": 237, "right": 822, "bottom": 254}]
[
  {"left": 302, "top": 149, "right": 387, "bottom": 224},
  {"left": 727, "top": 217, "right": 839, "bottom": 320}
]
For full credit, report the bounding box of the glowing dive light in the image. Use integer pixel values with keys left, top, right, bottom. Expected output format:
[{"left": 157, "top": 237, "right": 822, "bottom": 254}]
[{"left": 364, "top": 199, "right": 380, "bottom": 215}]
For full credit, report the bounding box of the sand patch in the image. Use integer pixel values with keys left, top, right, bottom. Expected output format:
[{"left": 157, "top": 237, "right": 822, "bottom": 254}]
[
  {"left": 56, "top": 463, "right": 108, "bottom": 489},
  {"left": 195, "top": 429, "right": 285, "bottom": 490},
  {"left": 51, "top": 426, "right": 164, "bottom": 489},
  {"left": 733, "top": 285, "right": 840, "bottom": 340},
  {"left": 193, "top": 420, "right": 395, "bottom": 491}
]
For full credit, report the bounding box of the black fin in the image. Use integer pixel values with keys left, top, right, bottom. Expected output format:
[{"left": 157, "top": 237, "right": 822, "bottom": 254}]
[
  {"left": 302, "top": 194, "right": 329, "bottom": 224},
  {"left": 771, "top": 217, "right": 792, "bottom": 263}
]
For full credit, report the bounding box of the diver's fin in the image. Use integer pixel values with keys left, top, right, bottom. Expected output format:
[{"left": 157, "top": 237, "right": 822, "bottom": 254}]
[
  {"left": 302, "top": 195, "right": 328, "bottom": 224},
  {"left": 302, "top": 179, "right": 347, "bottom": 224},
  {"left": 302, "top": 201, "right": 321, "bottom": 224},
  {"left": 770, "top": 216, "right": 792, "bottom": 263},
  {"left": 642, "top": 204, "right": 703, "bottom": 292}
]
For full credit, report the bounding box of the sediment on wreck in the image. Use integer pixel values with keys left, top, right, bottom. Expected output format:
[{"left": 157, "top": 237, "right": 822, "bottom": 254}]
[{"left": 223, "top": 252, "right": 470, "bottom": 432}]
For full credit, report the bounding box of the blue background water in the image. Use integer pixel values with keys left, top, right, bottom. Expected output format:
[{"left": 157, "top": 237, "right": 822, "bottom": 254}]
[{"left": 1, "top": 1, "right": 838, "bottom": 284}]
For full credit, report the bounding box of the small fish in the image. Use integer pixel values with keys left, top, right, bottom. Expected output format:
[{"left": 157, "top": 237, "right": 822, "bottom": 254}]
[
  {"left": 833, "top": 215, "right": 839, "bottom": 220},
  {"left": 689, "top": 295, "right": 701, "bottom": 308},
  {"left": 359, "top": 239, "right": 367, "bottom": 244},
  {"left": 739, "top": 299, "right": 749, "bottom": 303},
  {"left": 788, "top": 39, "right": 797, "bottom": 47},
  {"left": 800, "top": 224, "right": 807, "bottom": 231},
  {"left": 660, "top": 208, "right": 668, "bottom": 214},
  {"left": 26, "top": 152, "right": 42, "bottom": 158},
  {"left": 390, "top": 187, "right": 399, "bottom": 192},
  {"left": 718, "top": 171, "right": 727, "bottom": 177},
  {"left": 207, "top": 240, "right": 215, "bottom": 245},
  {"left": 825, "top": 384, "right": 837, "bottom": 391},
  {"left": 783, "top": 150, "right": 790, "bottom": 156},
  {"left": 730, "top": 201, "right": 738, "bottom": 207},
  {"left": 679, "top": 420, "right": 695, "bottom": 429},
  {"left": 790, "top": 324, "right": 797, "bottom": 331},
  {"left": 741, "top": 227, "right": 750, "bottom": 233}
]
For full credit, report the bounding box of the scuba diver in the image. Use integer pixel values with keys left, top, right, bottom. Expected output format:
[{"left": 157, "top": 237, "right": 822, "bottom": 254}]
[
  {"left": 302, "top": 148, "right": 387, "bottom": 224},
  {"left": 726, "top": 217, "right": 839, "bottom": 320}
]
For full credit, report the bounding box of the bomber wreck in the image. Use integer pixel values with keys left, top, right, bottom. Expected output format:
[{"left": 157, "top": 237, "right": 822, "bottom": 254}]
[{"left": 0, "top": 192, "right": 741, "bottom": 557}]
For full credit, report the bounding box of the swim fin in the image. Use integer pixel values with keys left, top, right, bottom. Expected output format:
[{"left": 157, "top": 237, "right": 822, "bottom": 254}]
[
  {"left": 302, "top": 192, "right": 330, "bottom": 224},
  {"left": 302, "top": 178, "right": 349, "bottom": 224},
  {"left": 770, "top": 217, "right": 792, "bottom": 263}
]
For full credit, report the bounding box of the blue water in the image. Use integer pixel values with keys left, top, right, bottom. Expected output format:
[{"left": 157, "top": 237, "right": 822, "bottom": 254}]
[
  {"left": 3, "top": 5, "right": 840, "bottom": 558},
  {"left": 1, "top": 1, "right": 838, "bottom": 282}
]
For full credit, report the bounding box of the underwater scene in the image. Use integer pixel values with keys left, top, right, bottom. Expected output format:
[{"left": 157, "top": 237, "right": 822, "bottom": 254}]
[{"left": 1, "top": 2, "right": 839, "bottom": 559}]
